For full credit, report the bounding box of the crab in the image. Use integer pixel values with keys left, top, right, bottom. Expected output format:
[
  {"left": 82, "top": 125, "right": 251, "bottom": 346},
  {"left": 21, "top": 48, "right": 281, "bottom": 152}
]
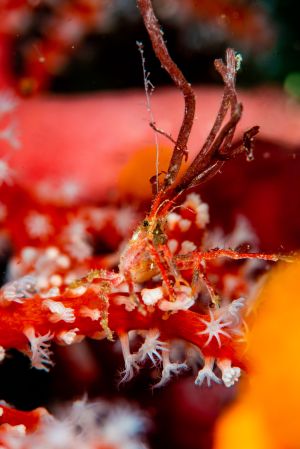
[{"left": 0, "top": 0, "right": 279, "bottom": 398}]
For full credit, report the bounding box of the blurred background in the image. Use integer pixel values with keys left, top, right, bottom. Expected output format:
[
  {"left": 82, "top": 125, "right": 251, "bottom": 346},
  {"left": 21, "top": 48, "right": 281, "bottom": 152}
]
[
  {"left": 0, "top": 2, "right": 300, "bottom": 449},
  {"left": 1, "top": 0, "right": 300, "bottom": 95}
]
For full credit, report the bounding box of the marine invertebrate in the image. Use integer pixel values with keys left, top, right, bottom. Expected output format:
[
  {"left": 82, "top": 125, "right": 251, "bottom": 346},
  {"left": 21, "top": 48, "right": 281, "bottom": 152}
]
[
  {"left": 0, "top": 0, "right": 274, "bottom": 95},
  {"left": 0, "top": 0, "right": 279, "bottom": 418},
  {"left": 0, "top": 0, "right": 108, "bottom": 93},
  {"left": 0, "top": 398, "right": 149, "bottom": 449}
]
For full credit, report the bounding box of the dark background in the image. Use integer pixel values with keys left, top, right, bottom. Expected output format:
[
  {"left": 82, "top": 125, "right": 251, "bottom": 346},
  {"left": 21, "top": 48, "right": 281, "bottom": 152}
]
[{"left": 10, "top": 0, "right": 300, "bottom": 94}]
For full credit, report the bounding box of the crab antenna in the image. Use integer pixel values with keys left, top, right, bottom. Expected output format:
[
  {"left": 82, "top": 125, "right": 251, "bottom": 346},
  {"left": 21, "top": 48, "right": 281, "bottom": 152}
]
[{"left": 137, "top": 0, "right": 196, "bottom": 190}]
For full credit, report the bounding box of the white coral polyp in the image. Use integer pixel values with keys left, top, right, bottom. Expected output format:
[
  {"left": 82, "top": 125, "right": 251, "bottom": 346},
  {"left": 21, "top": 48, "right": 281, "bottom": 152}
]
[
  {"left": 217, "top": 359, "right": 241, "bottom": 387},
  {"left": 1, "top": 275, "right": 38, "bottom": 303},
  {"left": 0, "top": 90, "right": 18, "bottom": 115},
  {"left": 178, "top": 218, "right": 191, "bottom": 232},
  {"left": 136, "top": 329, "right": 168, "bottom": 365},
  {"left": 79, "top": 306, "right": 101, "bottom": 321},
  {"left": 114, "top": 206, "right": 138, "bottom": 236},
  {"left": 1, "top": 398, "right": 147, "bottom": 449},
  {"left": 42, "top": 299, "right": 75, "bottom": 323},
  {"left": 227, "top": 297, "right": 246, "bottom": 323},
  {"left": 195, "top": 357, "right": 221, "bottom": 387},
  {"left": 195, "top": 202, "right": 210, "bottom": 229},
  {"left": 222, "top": 366, "right": 241, "bottom": 387},
  {"left": 159, "top": 285, "right": 195, "bottom": 312},
  {"left": 141, "top": 287, "right": 163, "bottom": 306},
  {"left": 183, "top": 193, "right": 210, "bottom": 229},
  {"left": 25, "top": 212, "right": 53, "bottom": 239},
  {"left": 215, "top": 297, "right": 247, "bottom": 327},
  {"left": 24, "top": 327, "right": 53, "bottom": 371},
  {"left": 58, "top": 329, "right": 79, "bottom": 345},
  {"left": 0, "top": 159, "right": 14, "bottom": 186},
  {"left": 199, "top": 310, "right": 231, "bottom": 347},
  {"left": 154, "top": 350, "right": 188, "bottom": 388},
  {"left": 64, "top": 239, "right": 92, "bottom": 261},
  {"left": 179, "top": 240, "right": 197, "bottom": 255},
  {"left": 166, "top": 212, "right": 181, "bottom": 230}
]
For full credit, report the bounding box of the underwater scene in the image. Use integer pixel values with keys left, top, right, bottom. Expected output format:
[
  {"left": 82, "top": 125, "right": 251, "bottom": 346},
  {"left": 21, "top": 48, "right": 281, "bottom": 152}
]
[{"left": 0, "top": 1, "right": 299, "bottom": 448}]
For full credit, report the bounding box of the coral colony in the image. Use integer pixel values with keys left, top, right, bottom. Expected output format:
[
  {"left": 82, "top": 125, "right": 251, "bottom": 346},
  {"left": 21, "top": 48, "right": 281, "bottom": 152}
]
[
  {"left": 0, "top": 0, "right": 278, "bottom": 442},
  {"left": 1, "top": 0, "right": 271, "bottom": 94},
  {"left": 0, "top": 398, "right": 149, "bottom": 449}
]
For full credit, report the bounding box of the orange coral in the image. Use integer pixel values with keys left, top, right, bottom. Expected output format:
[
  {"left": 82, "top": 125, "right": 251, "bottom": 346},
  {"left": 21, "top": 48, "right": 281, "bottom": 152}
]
[{"left": 214, "top": 258, "right": 300, "bottom": 449}]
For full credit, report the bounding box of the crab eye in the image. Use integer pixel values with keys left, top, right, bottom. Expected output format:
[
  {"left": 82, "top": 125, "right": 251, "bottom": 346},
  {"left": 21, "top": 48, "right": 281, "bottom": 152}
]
[{"left": 143, "top": 220, "right": 149, "bottom": 228}]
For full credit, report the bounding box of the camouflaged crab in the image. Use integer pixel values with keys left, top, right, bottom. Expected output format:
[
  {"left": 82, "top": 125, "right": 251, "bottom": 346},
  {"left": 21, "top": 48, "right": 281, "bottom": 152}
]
[{"left": 0, "top": 0, "right": 278, "bottom": 395}]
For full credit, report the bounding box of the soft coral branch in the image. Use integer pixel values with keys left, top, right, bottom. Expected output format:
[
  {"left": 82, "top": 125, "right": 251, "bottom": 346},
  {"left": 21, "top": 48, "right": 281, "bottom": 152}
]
[{"left": 0, "top": 274, "right": 246, "bottom": 385}]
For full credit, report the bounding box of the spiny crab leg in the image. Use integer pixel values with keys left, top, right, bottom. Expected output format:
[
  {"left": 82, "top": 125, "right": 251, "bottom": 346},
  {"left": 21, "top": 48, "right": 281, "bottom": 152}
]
[{"left": 175, "top": 249, "right": 279, "bottom": 270}]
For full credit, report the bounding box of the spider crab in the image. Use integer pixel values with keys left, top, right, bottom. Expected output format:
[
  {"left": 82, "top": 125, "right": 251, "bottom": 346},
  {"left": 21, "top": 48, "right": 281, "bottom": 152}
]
[{"left": 0, "top": 0, "right": 278, "bottom": 391}]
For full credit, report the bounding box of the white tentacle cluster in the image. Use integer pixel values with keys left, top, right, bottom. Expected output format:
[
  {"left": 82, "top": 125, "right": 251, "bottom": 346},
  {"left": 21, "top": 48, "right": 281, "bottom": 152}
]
[{"left": 24, "top": 327, "right": 54, "bottom": 371}]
